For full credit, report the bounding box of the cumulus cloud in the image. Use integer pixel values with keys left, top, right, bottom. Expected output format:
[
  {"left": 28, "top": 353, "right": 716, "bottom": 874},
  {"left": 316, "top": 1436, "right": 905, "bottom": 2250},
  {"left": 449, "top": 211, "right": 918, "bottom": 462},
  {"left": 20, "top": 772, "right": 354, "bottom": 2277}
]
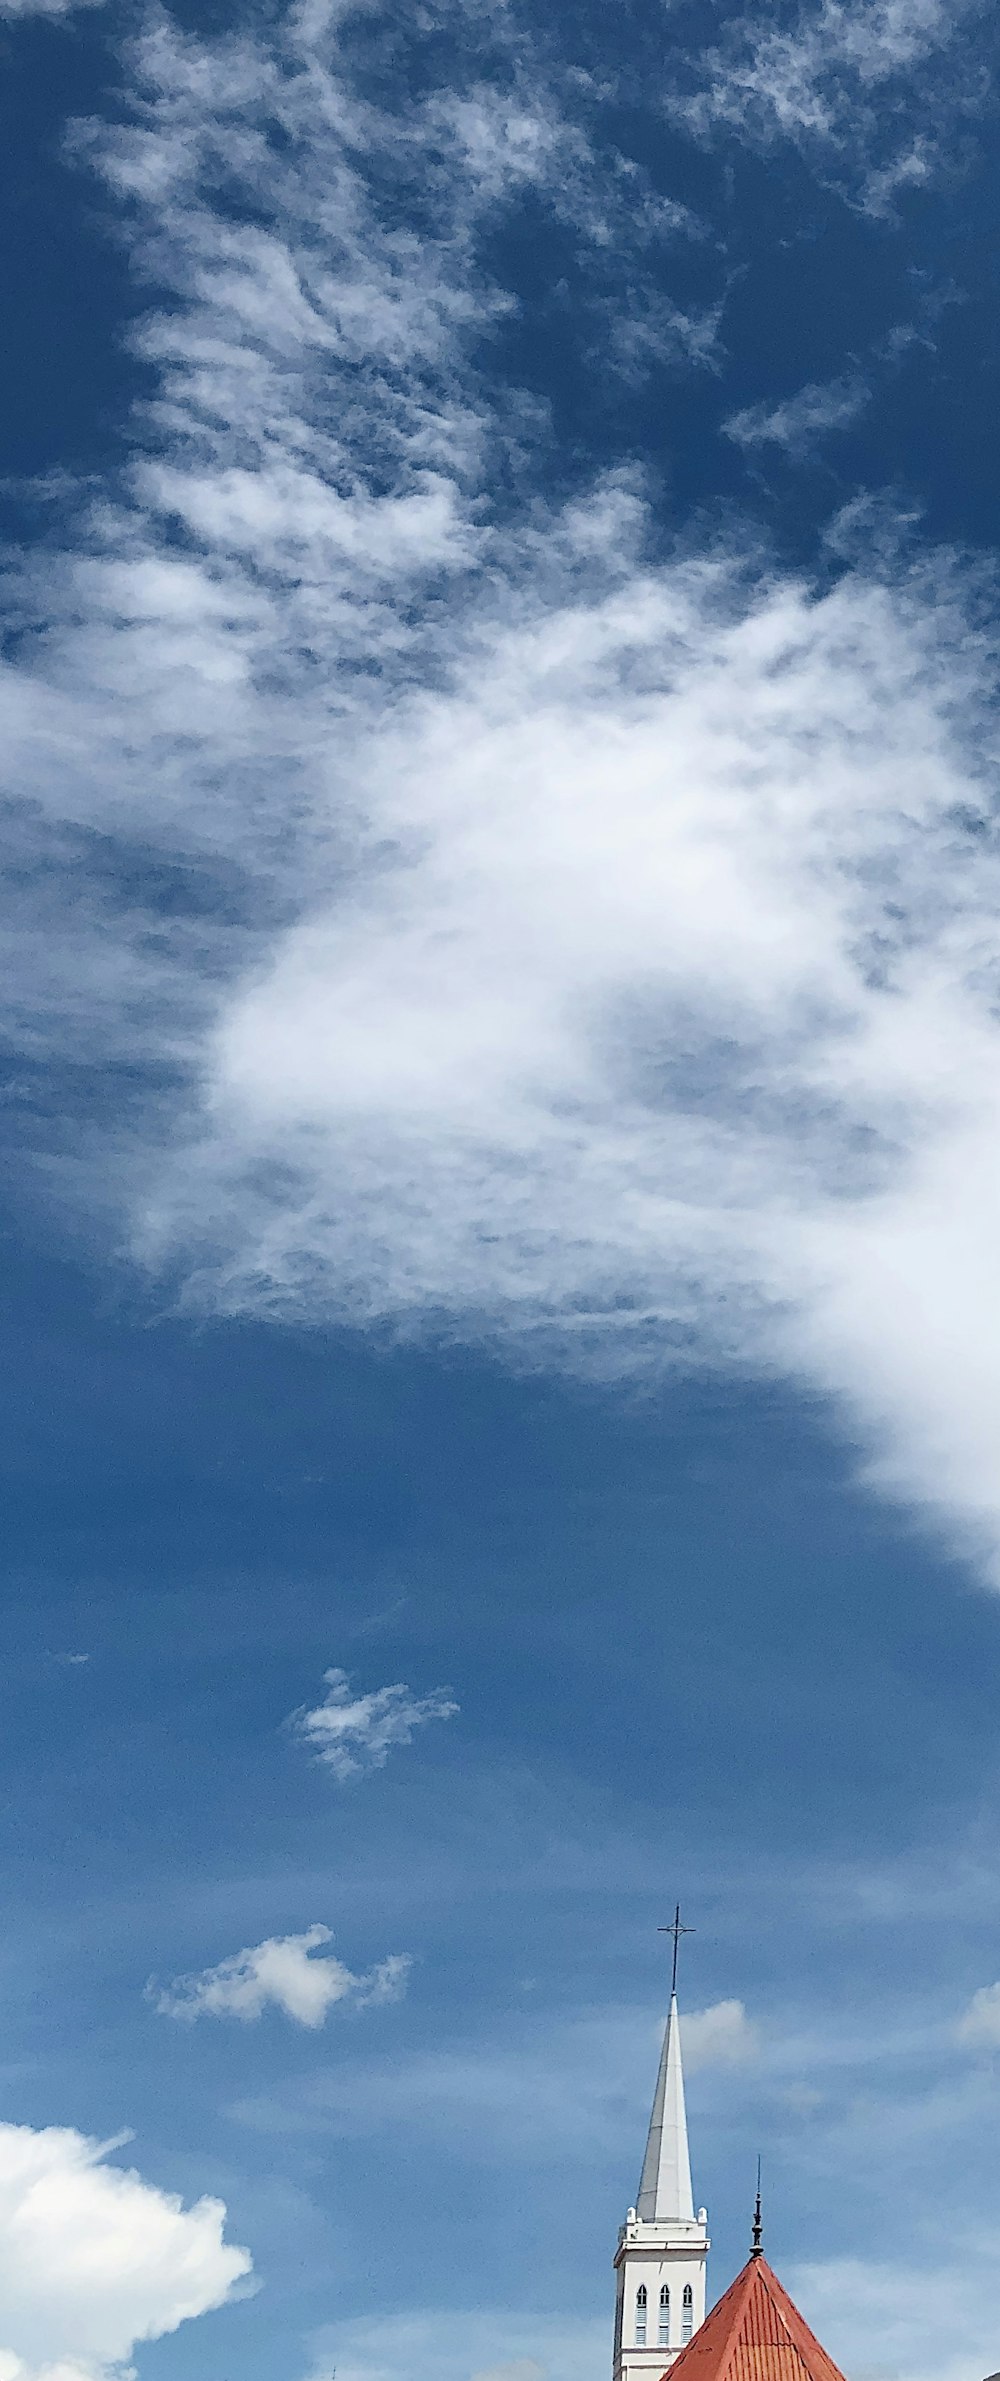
[
  {"left": 681, "top": 1998, "right": 758, "bottom": 2071},
  {"left": 955, "top": 1981, "right": 1000, "bottom": 2048},
  {"left": 151, "top": 1924, "right": 411, "bottom": 2026},
  {"left": 0, "top": 2120, "right": 249, "bottom": 2381},
  {"left": 291, "top": 1671, "right": 459, "bottom": 1781},
  {"left": 5, "top": 1, "right": 1000, "bottom": 1588}
]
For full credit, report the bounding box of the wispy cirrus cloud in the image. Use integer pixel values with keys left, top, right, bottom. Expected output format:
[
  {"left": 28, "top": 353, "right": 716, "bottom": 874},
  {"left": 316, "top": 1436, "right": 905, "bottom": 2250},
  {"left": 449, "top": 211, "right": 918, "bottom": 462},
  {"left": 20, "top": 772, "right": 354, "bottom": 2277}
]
[
  {"left": 150, "top": 1924, "right": 411, "bottom": 2026},
  {"left": 5, "top": 2, "right": 1000, "bottom": 1590},
  {"left": 668, "top": 0, "right": 985, "bottom": 209},
  {"left": 291, "top": 1670, "right": 459, "bottom": 1781},
  {"left": 723, "top": 375, "right": 869, "bottom": 457}
]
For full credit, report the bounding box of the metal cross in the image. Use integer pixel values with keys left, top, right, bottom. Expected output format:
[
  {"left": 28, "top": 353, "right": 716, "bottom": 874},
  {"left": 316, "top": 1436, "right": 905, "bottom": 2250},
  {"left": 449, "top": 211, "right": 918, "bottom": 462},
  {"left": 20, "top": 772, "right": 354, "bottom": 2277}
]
[{"left": 658, "top": 1903, "right": 694, "bottom": 1997}]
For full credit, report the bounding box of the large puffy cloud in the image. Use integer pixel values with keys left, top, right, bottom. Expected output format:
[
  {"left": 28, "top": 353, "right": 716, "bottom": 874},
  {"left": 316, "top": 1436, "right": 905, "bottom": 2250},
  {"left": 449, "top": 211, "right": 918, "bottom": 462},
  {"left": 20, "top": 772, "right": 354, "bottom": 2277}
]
[
  {"left": 0, "top": 2121, "right": 250, "bottom": 2381},
  {"left": 5, "top": 3, "right": 1000, "bottom": 1582}
]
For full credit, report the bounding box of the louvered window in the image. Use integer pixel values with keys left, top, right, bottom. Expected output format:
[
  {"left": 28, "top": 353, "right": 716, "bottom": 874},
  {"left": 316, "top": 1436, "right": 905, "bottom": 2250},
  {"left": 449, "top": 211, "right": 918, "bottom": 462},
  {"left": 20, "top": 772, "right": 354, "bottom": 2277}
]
[
  {"left": 658, "top": 2285, "right": 670, "bottom": 2347},
  {"left": 682, "top": 2284, "right": 693, "bottom": 2343},
  {"left": 636, "top": 2285, "right": 647, "bottom": 2346}
]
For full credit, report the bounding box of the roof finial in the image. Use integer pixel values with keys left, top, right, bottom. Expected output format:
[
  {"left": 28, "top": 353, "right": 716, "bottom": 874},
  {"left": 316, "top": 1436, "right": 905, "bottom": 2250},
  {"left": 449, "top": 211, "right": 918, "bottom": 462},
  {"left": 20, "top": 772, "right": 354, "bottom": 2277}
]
[
  {"left": 658, "top": 1902, "right": 694, "bottom": 1998},
  {"left": 751, "top": 2157, "right": 763, "bottom": 2257}
]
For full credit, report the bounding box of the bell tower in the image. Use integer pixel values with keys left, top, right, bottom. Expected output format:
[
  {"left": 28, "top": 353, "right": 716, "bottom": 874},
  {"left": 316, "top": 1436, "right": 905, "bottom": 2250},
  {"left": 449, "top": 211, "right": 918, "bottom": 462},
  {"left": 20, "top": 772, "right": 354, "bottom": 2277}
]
[{"left": 613, "top": 1910, "right": 709, "bottom": 2379}]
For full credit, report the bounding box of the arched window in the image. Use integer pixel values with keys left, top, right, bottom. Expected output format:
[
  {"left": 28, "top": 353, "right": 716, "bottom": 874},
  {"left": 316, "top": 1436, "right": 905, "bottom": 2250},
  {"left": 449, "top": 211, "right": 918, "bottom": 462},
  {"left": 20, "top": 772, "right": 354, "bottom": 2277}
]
[
  {"left": 659, "top": 2285, "right": 670, "bottom": 2347},
  {"left": 636, "top": 2285, "right": 647, "bottom": 2347},
  {"left": 682, "top": 2284, "right": 694, "bottom": 2343}
]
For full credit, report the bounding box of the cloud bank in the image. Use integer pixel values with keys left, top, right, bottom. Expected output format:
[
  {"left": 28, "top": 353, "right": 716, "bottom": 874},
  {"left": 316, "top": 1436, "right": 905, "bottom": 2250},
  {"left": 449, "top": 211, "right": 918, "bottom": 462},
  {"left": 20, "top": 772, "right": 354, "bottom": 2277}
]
[
  {"left": 5, "top": 2, "right": 1000, "bottom": 1581},
  {"left": 292, "top": 1671, "right": 459, "bottom": 1781},
  {"left": 151, "top": 1924, "right": 411, "bottom": 2026},
  {"left": 0, "top": 2121, "right": 249, "bottom": 2381}
]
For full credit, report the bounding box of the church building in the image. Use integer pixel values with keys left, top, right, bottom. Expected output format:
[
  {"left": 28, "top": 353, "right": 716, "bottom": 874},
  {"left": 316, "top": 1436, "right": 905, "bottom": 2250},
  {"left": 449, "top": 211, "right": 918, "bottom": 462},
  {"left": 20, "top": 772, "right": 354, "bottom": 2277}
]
[{"left": 613, "top": 1940, "right": 850, "bottom": 2381}]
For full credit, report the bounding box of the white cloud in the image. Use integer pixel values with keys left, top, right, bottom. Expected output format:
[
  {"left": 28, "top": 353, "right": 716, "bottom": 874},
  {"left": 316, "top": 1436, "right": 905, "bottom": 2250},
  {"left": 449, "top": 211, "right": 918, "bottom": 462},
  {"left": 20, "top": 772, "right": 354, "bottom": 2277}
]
[
  {"left": 150, "top": 1924, "right": 412, "bottom": 2026},
  {"left": 681, "top": 1999, "right": 758, "bottom": 2071},
  {"left": 0, "top": 2120, "right": 249, "bottom": 2381},
  {"left": 723, "top": 376, "right": 869, "bottom": 456},
  {"left": 0, "top": 0, "right": 102, "bottom": 17},
  {"left": 955, "top": 1981, "right": 1000, "bottom": 2048},
  {"left": 670, "top": 0, "right": 982, "bottom": 208},
  {"left": 5, "top": 4, "right": 1000, "bottom": 1590},
  {"left": 687, "top": 0, "right": 956, "bottom": 133},
  {"left": 291, "top": 1670, "right": 459, "bottom": 1782}
]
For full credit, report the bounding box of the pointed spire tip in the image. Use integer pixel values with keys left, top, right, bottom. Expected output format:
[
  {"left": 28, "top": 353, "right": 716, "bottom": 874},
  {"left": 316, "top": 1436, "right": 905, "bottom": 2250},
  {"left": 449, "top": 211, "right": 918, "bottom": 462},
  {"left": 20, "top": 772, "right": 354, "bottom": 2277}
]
[{"left": 750, "top": 2157, "right": 763, "bottom": 2257}]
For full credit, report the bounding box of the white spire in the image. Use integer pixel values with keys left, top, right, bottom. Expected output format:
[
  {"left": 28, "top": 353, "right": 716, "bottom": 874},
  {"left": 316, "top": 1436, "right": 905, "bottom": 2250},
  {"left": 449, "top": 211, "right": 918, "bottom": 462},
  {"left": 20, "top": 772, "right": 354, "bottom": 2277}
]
[{"left": 636, "top": 1993, "right": 694, "bottom": 2222}]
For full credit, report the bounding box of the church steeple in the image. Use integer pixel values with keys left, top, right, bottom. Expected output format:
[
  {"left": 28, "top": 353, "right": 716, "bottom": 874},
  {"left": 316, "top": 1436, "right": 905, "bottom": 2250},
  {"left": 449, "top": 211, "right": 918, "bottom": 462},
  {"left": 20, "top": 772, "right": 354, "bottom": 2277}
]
[
  {"left": 636, "top": 1993, "right": 695, "bottom": 2222},
  {"left": 613, "top": 1912, "right": 709, "bottom": 2381}
]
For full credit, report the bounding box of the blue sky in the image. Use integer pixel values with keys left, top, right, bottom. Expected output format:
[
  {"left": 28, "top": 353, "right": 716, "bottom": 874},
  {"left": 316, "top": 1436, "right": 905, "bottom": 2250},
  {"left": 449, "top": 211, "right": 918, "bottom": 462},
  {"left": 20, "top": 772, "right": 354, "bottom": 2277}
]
[{"left": 4, "top": 2, "right": 1000, "bottom": 2379}]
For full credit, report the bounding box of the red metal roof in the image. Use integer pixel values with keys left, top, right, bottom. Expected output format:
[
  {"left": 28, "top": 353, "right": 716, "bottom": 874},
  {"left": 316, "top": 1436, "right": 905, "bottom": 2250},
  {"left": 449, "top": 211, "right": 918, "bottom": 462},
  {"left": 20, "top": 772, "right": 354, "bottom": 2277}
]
[{"left": 659, "top": 2255, "right": 848, "bottom": 2381}]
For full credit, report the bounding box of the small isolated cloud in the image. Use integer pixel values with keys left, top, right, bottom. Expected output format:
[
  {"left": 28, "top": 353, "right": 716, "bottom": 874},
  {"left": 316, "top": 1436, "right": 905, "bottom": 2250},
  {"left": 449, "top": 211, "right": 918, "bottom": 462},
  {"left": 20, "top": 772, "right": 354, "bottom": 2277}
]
[
  {"left": 955, "top": 1981, "right": 1000, "bottom": 2048},
  {"left": 724, "top": 376, "right": 868, "bottom": 458},
  {"left": 291, "top": 1669, "right": 459, "bottom": 1782},
  {"left": 681, "top": 1998, "right": 758, "bottom": 2071},
  {"left": 0, "top": 2119, "right": 249, "bottom": 2381},
  {"left": 151, "top": 1925, "right": 411, "bottom": 2027}
]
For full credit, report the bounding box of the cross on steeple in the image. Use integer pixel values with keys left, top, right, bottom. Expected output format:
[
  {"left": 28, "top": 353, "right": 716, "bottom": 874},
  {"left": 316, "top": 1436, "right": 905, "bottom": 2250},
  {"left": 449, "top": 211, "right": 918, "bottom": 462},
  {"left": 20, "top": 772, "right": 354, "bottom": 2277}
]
[{"left": 658, "top": 1903, "right": 694, "bottom": 1998}]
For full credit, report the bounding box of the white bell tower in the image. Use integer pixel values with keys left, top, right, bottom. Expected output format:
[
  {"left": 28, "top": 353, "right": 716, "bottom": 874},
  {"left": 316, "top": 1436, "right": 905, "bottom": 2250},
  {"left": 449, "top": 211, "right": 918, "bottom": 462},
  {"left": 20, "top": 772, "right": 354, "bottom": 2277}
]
[{"left": 613, "top": 1911, "right": 709, "bottom": 2380}]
